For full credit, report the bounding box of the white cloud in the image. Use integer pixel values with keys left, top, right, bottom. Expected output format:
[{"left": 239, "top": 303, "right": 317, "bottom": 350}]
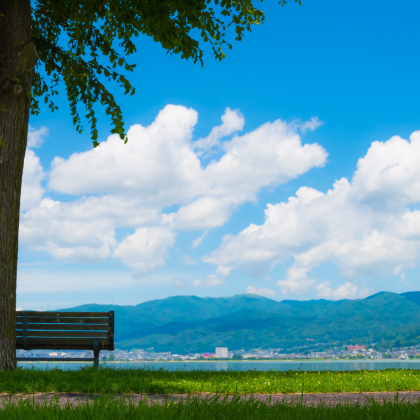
[
  {"left": 193, "top": 107, "right": 244, "bottom": 151},
  {"left": 113, "top": 227, "right": 176, "bottom": 277},
  {"left": 49, "top": 105, "right": 202, "bottom": 202},
  {"left": 351, "top": 132, "right": 420, "bottom": 209},
  {"left": 192, "top": 230, "right": 208, "bottom": 249},
  {"left": 277, "top": 267, "right": 314, "bottom": 294},
  {"left": 317, "top": 281, "right": 358, "bottom": 300},
  {"left": 22, "top": 112, "right": 420, "bottom": 296},
  {"left": 20, "top": 105, "right": 326, "bottom": 278},
  {"left": 215, "top": 265, "right": 233, "bottom": 277},
  {"left": 19, "top": 196, "right": 160, "bottom": 263},
  {"left": 205, "top": 130, "right": 420, "bottom": 292},
  {"left": 21, "top": 149, "right": 45, "bottom": 211},
  {"left": 27, "top": 125, "right": 48, "bottom": 148},
  {"left": 192, "top": 274, "right": 225, "bottom": 287},
  {"left": 20, "top": 199, "right": 117, "bottom": 262},
  {"left": 48, "top": 105, "right": 326, "bottom": 229},
  {"left": 191, "top": 265, "right": 232, "bottom": 287},
  {"left": 298, "top": 117, "right": 323, "bottom": 133},
  {"left": 168, "top": 196, "right": 237, "bottom": 230},
  {"left": 246, "top": 286, "right": 276, "bottom": 297},
  {"left": 203, "top": 119, "right": 327, "bottom": 200}
]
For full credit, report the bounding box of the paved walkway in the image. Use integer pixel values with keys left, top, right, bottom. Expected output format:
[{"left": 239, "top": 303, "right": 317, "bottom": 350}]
[{"left": 1, "top": 391, "right": 420, "bottom": 407}]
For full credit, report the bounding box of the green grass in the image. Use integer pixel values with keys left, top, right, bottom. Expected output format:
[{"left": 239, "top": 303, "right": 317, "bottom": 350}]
[
  {"left": 3, "top": 366, "right": 420, "bottom": 394},
  {"left": 2, "top": 394, "right": 420, "bottom": 419}
]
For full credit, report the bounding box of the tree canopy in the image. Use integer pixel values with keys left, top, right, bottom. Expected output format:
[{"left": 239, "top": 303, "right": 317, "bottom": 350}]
[{"left": 30, "top": 0, "right": 279, "bottom": 147}]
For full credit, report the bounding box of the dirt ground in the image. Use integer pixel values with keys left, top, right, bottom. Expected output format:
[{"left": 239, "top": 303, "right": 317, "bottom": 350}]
[{"left": 1, "top": 391, "right": 420, "bottom": 407}]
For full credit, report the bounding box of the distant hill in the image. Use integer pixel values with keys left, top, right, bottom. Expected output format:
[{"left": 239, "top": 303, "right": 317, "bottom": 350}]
[
  {"left": 59, "top": 291, "right": 420, "bottom": 353},
  {"left": 58, "top": 294, "right": 286, "bottom": 339},
  {"left": 400, "top": 291, "right": 420, "bottom": 307}
]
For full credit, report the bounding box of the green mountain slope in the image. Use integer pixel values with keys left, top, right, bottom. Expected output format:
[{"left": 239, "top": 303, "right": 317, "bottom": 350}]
[
  {"left": 58, "top": 294, "right": 287, "bottom": 340},
  {"left": 401, "top": 291, "right": 420, "bottom": 307},
  {"left": 59, "top": 291, "right": 420, "bottom": 353}
]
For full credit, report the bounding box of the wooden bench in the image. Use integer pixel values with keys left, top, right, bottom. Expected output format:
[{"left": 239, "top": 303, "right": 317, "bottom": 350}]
[{"left": 16, "top": 311, "right": 114, "bottom": 367}]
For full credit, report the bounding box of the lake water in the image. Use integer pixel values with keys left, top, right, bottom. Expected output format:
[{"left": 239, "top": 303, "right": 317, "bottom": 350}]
[{"left": 17, "top": 360, "right": 420, "bottom": 372}]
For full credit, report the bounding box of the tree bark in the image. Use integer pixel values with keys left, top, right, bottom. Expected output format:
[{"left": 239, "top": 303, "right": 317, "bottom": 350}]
[{"left": 0, "top": 0, "right": 37, "bottom": 371}]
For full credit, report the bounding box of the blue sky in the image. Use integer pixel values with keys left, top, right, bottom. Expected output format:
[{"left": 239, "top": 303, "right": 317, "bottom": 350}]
[{"left": 18, "top": 0, "right": 420, "bottom": 310}]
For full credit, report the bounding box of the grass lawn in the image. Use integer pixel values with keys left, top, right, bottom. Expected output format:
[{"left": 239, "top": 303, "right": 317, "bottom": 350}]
[
  {"left": 2, "top": 366, "right": 420, "bottom": 394},
  {"left": 2, "top": 394, "right": 420, "bottom": 419}
]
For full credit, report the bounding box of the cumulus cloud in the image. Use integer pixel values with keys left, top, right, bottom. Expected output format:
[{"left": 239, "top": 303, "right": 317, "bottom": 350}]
[
  {"left": 49, "top": 105, "right": 202, "bottom": 202},
  {"left": 48, "top": 105, "right": 326, "bottom": 229},
  {"left": 205, "top": 130, "right": 420, "bottom": 293},
  {"left": 192, "top": 275, "right": 225, "bottom": 287},
  {"left": 317, "top": 281, "right": 359, "bottom": 300},
  {"left": 27, "top": 125, "right": 48, "bottom": 148},
  {"left": 277, "top": 267, "right": 314, "bottom": 294},
  {"left": 215, "top": 265, "right": 233, "bottom": 277},
  {"left": 21, "top": 123, "right": 49, "bottom": 212},
  {"left": 20, "top": 198, "right": 117, "bottom": 262},
  {"left": 21, "top": 105, "right": 325, "bottom": 278},
  {"left": 22, "top": 111, "right": 420, "bottom": 296},
  {"left": 192, "top": 265, "right": 232, "bottom": 287},
  {"left": 193, "top": 107, "right": 244, "bottom": 151},
  {"left": 246, "top": 286, "right": 276, "bottom": 297},
  {"left": 351, "top": 133, "right": 420, "bottom": 209},
  {"left": 317, "top": 281, "right": 370, "bottom": 300},
  {"left": 20, "top": 196, "right": 160, "bottom": 263},
  {"left": 113, "top": 227, "right": 176, "bottom": 277},
  {"left": 21, "top": 150, "right": 45, "bottom": 211},
  {"left": 298, "top": 117, "right": 323, "bottom": 133},
  {"left": 191, "top": 231, "right": 208, "bottom": 249}
]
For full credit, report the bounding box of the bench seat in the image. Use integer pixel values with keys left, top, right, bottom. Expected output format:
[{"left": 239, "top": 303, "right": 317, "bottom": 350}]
[{"left": 16, "top": 311, "right": 114, "bottom": 367}]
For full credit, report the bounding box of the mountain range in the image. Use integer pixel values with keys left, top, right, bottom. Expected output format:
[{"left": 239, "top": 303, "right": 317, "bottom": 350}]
[{"left": 60, "top": 291, "right": 420, "bottom": 354}]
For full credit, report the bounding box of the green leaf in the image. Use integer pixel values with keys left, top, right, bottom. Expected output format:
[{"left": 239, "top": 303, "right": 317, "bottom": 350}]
[
  {"left": 93, "top": 140, "right": 100, "bottom": 148},
  {"left": 0, "top": 137, "right": 6, "bottom": 148}
]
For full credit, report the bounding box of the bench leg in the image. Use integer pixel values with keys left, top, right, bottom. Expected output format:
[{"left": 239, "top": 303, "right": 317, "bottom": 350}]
[{"left": 93, "top": 341, "right": 99, "bottom": 368}]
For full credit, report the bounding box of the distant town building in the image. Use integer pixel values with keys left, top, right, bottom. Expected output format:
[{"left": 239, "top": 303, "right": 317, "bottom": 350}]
[
  {"left": 347, "top": 344, "right": 365, "bottom": 351},
  {"left": 215, "top": 347, "right": 228, "bottom": 358}
]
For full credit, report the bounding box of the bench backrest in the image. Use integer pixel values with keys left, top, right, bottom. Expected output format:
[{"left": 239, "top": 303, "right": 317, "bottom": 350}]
[{"left": 16, "top": 311, "right": 114, "bottom": 351}]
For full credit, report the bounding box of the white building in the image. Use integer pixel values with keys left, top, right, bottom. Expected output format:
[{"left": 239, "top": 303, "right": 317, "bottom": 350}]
[{"left": 215, "top": 347, "right": 228, "bottom": 358}]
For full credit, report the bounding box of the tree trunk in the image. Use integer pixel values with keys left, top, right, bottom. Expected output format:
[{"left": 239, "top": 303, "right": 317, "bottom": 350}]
[{"left": 0, "top": 0, "right": 37, "bottom": 371}]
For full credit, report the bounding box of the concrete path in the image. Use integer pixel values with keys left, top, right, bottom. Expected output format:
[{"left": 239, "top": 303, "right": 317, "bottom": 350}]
[{"left": 1, "top": 391, "right": 420, "bottom": 407}]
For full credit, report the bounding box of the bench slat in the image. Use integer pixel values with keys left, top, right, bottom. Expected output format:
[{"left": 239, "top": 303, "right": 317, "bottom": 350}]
[
  {"left": 16, "top": 337, "right": 110, "bottom": 347},
  {"left": 16, "top": 331, "right": 109, "bottom": 338},
  {"left": 17, "top": 358, "right": 94, "bottom": 362},
  {"left": 16, "top": 323, "right": 110, "bottom": 331},
  {"left": 16, "top": 344, "right": 110, "bottom": 351},
  {"left": 16, "top": 317, "right": 109, "bottom": 324},
  {"left": 16, "top": 311, "right": 109, "bottom": 317}
]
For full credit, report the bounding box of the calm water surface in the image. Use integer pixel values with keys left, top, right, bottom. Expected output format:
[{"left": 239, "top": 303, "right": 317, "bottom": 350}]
[{"left": 17, "top": 360, "right": 420, "bottom": 371}]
